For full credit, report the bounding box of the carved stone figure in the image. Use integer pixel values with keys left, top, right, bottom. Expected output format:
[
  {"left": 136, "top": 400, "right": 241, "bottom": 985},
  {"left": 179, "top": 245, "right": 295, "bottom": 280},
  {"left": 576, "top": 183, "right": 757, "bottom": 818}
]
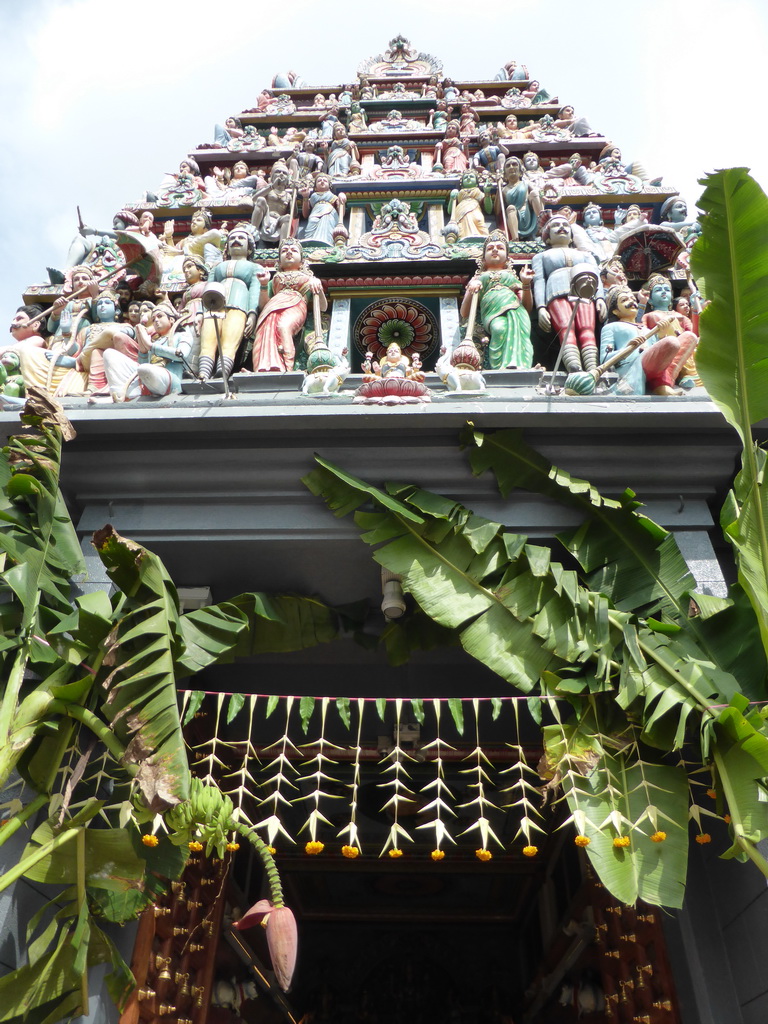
[
  {"left": 289, "top": 139, "right": 325, "bottom": 180},
  {"left": 640, "top": 273, "right": 699, "bottom": 389},
  {"left": 473, "top": 131, "right": 508, "bottom": 174},
  {"left": 301, "top": 342, "right": 349, "bottom": 396},
  {"left": 531, "top": 215, "right": 606, "bottom": 373},
  {"left": 355, "top": 341, "right": 430, "bottom": 404},
  {"left": 581, "top": 203, "right": 618, "bottom": 260},
  {"left": 435, "top": 342, "right": 486, "bottom": 392},
  {"left": 162, "top": 210, "right": 228, "bottom": 268},
  {"left": 659, "top": 196, "right": 700, "bottom": 243},
  {"left": 460, "top": 231, "right": 534, "bottom": 368},
  {"left": 326, "top": 124, "right": 360, "bottom": 176},
  {"left": 251, "top": 238, "right": 326, "bottom": 373},
  {"left": 434, "top": 121, "right": 468, "bottom": 173}
]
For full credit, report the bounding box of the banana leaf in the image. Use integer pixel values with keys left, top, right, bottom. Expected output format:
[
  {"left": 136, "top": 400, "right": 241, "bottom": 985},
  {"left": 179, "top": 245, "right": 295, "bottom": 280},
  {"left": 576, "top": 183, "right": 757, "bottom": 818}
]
[{"left": 691, "top": 168, "right": 768, "bottom": 655}]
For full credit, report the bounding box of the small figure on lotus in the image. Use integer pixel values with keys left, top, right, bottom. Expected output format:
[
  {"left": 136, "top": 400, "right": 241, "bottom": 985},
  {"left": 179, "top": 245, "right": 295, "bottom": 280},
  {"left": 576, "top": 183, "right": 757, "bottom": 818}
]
[
  {"left": 448, "top": 170, "right": 494, "bottom": 240},
  {"left": 355, "top": 341, "right": 431, "bottom": 405},
  {"left": 198, "top": 224, "right": 268, "bottom": 382},
  {"left": 531, "top": 214, "right": 606, "bottom": 373},
  {"left": 460, "top": 231, "right": 534, "bottom": 369},
  {"left": 299, "top": 173, "right": 346, "bottom": 246},
  {"left": 599, "top": 286, "right": 698, "bottom": 396},
  {"left": 250, "top": 238, "right": 326, "bottom": 374}
]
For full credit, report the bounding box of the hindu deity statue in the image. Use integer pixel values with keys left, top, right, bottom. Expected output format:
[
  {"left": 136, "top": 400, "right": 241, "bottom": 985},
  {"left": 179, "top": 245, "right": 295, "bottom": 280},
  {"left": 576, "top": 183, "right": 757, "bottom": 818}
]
[
  {"left": 299, "top": 174, "right": 346, "bottom": 246},
  {"left": 198, "top": 224, "right": 269, "bottom": 381},
  {"left": 495, "top": 113, "right": 525, "bottom": 140},
  {"left": 428, "top": 100, "right": 452, "bottom": 133},
  {"left": 531, "top": 214, "right": 606, "bottom": 373},
  {"left": 458, "top": 103, "right": 480, "bottom": 137},
  {"left": 581, "top": 203, "right": 618, "bottom": 261},
  {"left": 355, "top": 342, "right": 430, "bottom": 405},
  {"left": 499, "top": 157, "right": 541, "bottom": 241},
  {"left": 3, "top": 306, "right": 48, "bottom": 356},
  {"left": 251, "top": 162, "right": 295, "bottom": 244},
  {"left": 177, "top": 256, "right": 209, "bottom": 334},
  {"left": 433, "top": 121, "right": 468, "bottom": 174},
  {"left": 347, "top": 102, "right": 368, "bottom": 134},
  {"left": 289, "top": 139, "right": 326, "bottom": 180},
  {"left": 473, "top": 131, "right": 508, "bottom": 175},
  {"left": 449, "top": 171, "right": 493, "bottom": 239},
  {"left": 658, "top": 196, "right": 700, "bottom": 244},
  {"left": 639, "top": 273, "right": 699, "bottom": 389},
  {"left": 57, "top": 209, "right": 139, "bottom": 281},
  {"left": 600, "top": 286, "right": 698, "bottom": 396},
  {"left": 250, "top": 238, "right": 326, "bottom": 373},
  {"left": 326, "top": 124, "right": 360, "bottom": 177},
  {"left": 162, "top": 210, "right": 228, "bottom": 269},
  {"left": 460, "top": 231, "right": 534, "bottom": 369},
  {"left": 77, "top": 290, "right": 138, "bottom": 394},
  {"left": 103, "top": 302, "right": 197, "bottom": 401}
]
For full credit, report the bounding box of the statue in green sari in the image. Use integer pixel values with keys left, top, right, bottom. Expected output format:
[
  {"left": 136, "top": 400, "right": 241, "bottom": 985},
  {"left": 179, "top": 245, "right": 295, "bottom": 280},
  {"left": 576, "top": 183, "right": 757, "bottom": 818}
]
[{"left": 460, "top": 231, "right": 534, "bottom": 369}]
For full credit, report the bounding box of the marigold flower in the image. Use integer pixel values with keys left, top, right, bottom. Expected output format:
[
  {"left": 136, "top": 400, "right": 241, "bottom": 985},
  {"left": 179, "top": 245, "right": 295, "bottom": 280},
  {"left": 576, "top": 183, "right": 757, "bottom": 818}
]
[
  {"left": 431, "top": 849, "right": 445, "bottom": 861},
  {"left": 650, "top": 831, "right": 667, "bottom": 843},
  {"left": 695, "top": 833, "right": 712, "bottom": 844},
  {"left": 724, "top": 814, "right": 731, "bottom": 824},
  {"left": 305, "top": 841, "right": 324, "bottom": 855},
  {"left": 226, "top": 842, "right": 240, "bottom": 851},
  {"left": 574, "top": 835, "right": 591, "bottom": 847},
  {"left": 475, "top": 848, "right": 492, "bottom": 861},
  {"left": 388, "top": 848, "right": 403, "bottom": 859},
  {"left": 522, "top": 845, "right": 538, "bottom": 858},
  {"left": 706, "top": 788, "right": 717, "bottom": 799},
  {"left": 141, "top": 834, "right": 159, "bottom": 847},
  {"left": 613, "top": 835, "right": 631, "bottom": 848},
  {"left": 188, "top": 840, "right": 203, "bottom": 852},
  {"left": 267, "top": 846, "right": 277, "bottom": 855},
  {"left": 342, "top": 845, "right": 359, "bottom": 859}
]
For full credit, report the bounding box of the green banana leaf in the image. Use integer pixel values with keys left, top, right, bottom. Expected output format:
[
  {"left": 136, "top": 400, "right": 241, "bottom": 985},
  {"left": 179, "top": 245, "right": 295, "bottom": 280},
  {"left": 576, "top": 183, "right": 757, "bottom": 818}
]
[{"left": 691, "top": 168, "right": 768, "bottom": 655}]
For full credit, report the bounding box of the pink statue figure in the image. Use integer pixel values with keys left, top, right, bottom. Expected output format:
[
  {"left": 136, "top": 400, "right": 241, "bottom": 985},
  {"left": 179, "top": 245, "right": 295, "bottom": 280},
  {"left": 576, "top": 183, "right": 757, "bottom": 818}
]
[
  {"left": 355, "top": 342, "right": 431, "bottom": 405},
  {"left": 531, "top": 214, "right": 607, "bottom": 373},
  {"left": 458, "top": 103, "right": 480, "bottom": 137},
  {"left": 250, "top": 238, "right": 326, "bottom": 373},
  {"left": 434, "top": 120, "right": 468, "bottom": 173},
  {"left": 639, "top": 273, "right": 700, "bottom": 390}
]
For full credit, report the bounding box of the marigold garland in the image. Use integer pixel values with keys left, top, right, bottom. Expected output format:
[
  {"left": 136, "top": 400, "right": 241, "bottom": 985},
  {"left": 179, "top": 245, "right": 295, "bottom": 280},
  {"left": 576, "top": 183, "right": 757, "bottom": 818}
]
[
  {"left": 431, "top": 849, "right": 445, "bottom": 861},
  {"left": 522, "top": 845, "right": 538, "bottom": 857},
  {"left": 723, "top": 815, "right": 731, "bottom": 824},
  {"left": 305, "top": 840, "right": 324, "bottom": 855},
  {"left": 188, "top": 840, "right": 203, "bottom": 852},
  {"left": 574, "top": 835, "right": 590, "bottom": 847},
  {"left": 695, "top": 833, "right": 712, "bottom": 845},
  {"left": 475, "top": 848, "right": 492, "bottom": 861},
  {"left": 613, "top": 835, "right": 631, "bottom": 849},
  {"left": 226, "top": 842, "right": 240, "bottom": 851},
  {"left": 342, "top": 845, "right": 359, "bottom": 859},
  {"left": 388, "top": 848, "right": 403, "bottom": 859},
  {"left": 706, "top": 788, "right": 717, "bottom": 799},
  {"left": 141, "top": 834, "right": 159, "bottom": 848},
  {"left": 650, "top": 831, "right": 667, "bottom": 843}
]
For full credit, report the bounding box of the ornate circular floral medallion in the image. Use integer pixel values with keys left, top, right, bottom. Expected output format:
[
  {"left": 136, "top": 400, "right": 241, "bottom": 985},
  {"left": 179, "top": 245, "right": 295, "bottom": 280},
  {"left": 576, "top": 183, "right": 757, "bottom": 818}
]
[{"left": 353, "top": 298, "right": 438, "bottom": 363}]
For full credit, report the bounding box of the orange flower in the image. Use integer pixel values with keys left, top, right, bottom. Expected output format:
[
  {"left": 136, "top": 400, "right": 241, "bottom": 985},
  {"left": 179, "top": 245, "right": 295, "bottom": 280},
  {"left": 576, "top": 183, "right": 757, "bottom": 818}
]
[
  {"left": 305, "top": 841, "right": 324, "bottom": 855},
  {"left": 650, "top": 831, "right": 667, "bottom": 843},
  {"left": 574, "top": 835, "right": 590, "bottom": 847},
  {"left": 388, "top": 848, "right": 403, "bottom": 859},
  {"left": 431, "top": 849, "right": 445, "bottom": 861},
  {"left": 141, "top": 834, "right": 159, "bottom": 847},
  {"left": 188, "top": 840, "right": 203, "bottom": 852},
  {"left": 226, "top": 842, "right": 240, "bottom": 851},
  {"left": 695, "top": 833, "right": 712, "bottom": 844},
  {"left": 613, "top": 835, "right": 631, "bottom": 849},
  {"left": 341, "top": 845, "right": 359, "bottom": 859},
  {"left": 706, "top": 788, "right": 717, "bottom": 799},
  {"left": 475, "top": 848, "right": 492, "bottom": 862},
  {"left": 267, "top": 846, "right": 277, "bottom": 855}
]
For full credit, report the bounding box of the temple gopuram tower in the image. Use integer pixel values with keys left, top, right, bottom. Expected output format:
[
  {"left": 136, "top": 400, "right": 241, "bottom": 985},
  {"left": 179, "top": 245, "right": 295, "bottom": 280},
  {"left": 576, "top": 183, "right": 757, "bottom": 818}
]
[{"left": 2, "top": 36, "right": 759, "bottom": 1024}]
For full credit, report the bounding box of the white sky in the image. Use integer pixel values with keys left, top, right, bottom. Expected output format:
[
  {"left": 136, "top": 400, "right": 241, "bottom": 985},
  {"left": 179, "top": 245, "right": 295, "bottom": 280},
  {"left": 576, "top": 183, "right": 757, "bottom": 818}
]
[{"left": 2, "top": 0, "right": 767, "bottom": 317}]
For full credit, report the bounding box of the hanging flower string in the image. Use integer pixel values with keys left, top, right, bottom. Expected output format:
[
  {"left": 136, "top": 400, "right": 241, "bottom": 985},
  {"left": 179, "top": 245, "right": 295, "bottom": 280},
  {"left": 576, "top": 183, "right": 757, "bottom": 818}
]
[
  {"left": 338, "top": 698, "right": 366, "bottom": 858},
  {"left": 416, "top": 698, "right": 457, "bottom": 859},
  {"left": 296, "top": 697, "right": 344, "bottom": 854},
  {"left": 458, "top": 699, "right": 503, "bottom": 860},
  {"left": 500, "top": 698, "right": 545, "bottom": 857},
  {"left": 379, "top": 699, "right": 416, "bottom": 857},
  {"left": 253, "top": 696, "right": 300, "bottom": 848}
]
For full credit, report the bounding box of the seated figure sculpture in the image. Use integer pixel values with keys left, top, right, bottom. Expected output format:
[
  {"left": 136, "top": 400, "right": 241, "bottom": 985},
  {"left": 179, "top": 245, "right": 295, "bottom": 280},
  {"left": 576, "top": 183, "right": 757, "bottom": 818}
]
[
  {"left": 251, "top": 162, "right": 295, "bottom": 244},
  {"left": 355, "top": 342, "right": 430, "bottom": 405},
  {"left": 103, "top": 302, "right": 197, "bottom": 401}
]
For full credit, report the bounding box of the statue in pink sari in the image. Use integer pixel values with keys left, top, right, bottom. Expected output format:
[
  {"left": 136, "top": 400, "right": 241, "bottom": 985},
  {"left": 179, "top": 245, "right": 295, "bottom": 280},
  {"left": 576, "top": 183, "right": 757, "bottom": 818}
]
[{"left": 250, "top": 239, "right": 326, "bottom": 373}]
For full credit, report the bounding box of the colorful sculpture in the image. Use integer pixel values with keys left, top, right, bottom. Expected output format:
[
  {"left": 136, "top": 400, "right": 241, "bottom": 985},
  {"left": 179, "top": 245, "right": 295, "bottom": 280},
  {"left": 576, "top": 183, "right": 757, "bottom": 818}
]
[
  {"left": 499, "top": 157, "right": 541, "bottom": 241},
  {"left": 531, "top": 215, "right": 606, "bottom": 373},
  {"left": 251, "top": 238, "right": 326, "bottom": 373},
  {"left": 326, "top": 124, "right": 360, "bottom": 176},
  {"left": 460, "top": 231, "right": 534, "bottom": 369},
  {"left": 640, "top": 273, "right": 699, "bottom": 389},
  {"left": 600, "top": 286, "right": 698, "bottom": 396},
  {"left": 198, "top": 224, "right": 268, "bottom": 381},
  {"left": 301, "top": 342, "right": 349, "bottom": 396},
  {"left": 434, "top": 121, "right": 468, "bottom": 173},
  {"left": 300, "top": 174, "right": 346, "bottom": 246},
  {"left": 161, "top": 210, "right": 228, "bottom": 268},
  {"left": 355, "top": 342, "right": 430, "bottom": 404},
  {"left": 449, "top": 171, "right": 493, "bottom": 239},
  {"left": 251, "top": 162, "right": 295, "bottom": 244}
]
